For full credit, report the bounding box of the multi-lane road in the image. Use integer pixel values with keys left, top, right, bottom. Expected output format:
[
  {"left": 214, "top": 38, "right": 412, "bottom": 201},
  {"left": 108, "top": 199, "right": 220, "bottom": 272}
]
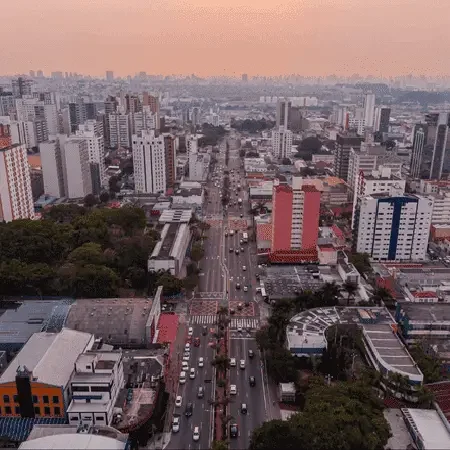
[{"left": 167, "top": 134, "right": 277, "bottom": 450}]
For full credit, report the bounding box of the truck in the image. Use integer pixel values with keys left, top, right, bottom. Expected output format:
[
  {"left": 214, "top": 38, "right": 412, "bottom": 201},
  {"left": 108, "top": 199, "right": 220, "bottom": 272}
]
[{"left": 238, "top": 198, "right": 242, "bottom": 206}]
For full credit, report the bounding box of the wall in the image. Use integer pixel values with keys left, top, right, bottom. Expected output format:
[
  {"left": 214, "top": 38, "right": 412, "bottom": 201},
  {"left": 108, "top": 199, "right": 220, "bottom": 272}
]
[
  {"left": 301, "top": 188, "right": 320, "bottom": 250},
  {"left": 271, "top": 186, "right": 293, "bottom": 251}
]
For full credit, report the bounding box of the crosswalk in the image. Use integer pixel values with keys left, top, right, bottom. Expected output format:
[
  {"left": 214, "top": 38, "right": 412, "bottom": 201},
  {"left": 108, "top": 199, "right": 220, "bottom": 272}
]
[{"left": 189, "top": 315, "right": 260, "bottom": 329}]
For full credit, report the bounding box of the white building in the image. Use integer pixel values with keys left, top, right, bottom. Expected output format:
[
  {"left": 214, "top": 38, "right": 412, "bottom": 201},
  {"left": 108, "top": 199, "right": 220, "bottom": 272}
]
[
  {"left": 40, "top": 139, "right": 65, "bottom": 197},
  {"left": 11, "top": 120, "right": 37, "bottom": 149},
  {"left": 428, "top": 190, "right": 450, "bottom": 225},
  {"left": 109, "top": 113, "right": 131, "bottom": 148},
  {"left": 63, "top": 138, "right": 93, "bottom": 198},
  {"left": 67, "top": 351, "right": 124, "bottom": 426},
  {"left": 186, "top": 135, "right": 199, "bottom": 154},
  {"left": 188, "top": 150, "right": 210, "bottom": 181},
  {"left": 0, "top": 144, "right": 34, "bottom": 221},
  {"left": 44, "top": 104, "right": 58, "bottom": 136},
  {"left": 132, "top": 106, "right": 157, "bottom": 134},
  {"left": 271, "top": 127, "right": 293, "bottom": 159},
  {"left": 132, "top": 130, "right": 166, "bottom": 194},
  {"left": 363, "top": 93, "right": 376, "bottom": 129},
  {"left": 354, "top": 194, "right": 433, "bottom": 261}
]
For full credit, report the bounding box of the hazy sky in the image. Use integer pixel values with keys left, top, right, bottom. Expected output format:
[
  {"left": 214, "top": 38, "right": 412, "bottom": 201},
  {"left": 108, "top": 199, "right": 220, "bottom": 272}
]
[{"left": 1, "top": 0, "right": 449, "bottom": 77}]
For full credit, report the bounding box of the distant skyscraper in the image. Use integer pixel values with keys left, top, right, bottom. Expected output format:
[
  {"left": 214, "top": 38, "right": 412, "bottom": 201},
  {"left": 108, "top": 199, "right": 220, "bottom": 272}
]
[
  {"left": 410, "top": 125, "right": 426, "bottom": 178},
  {"left": 36, "top": 70, "right": 44, "bottom": 78},
  {"left": 363, "top": 93, "right": 376, "bottom": 129},
  {"left": 276, "top": 99, "right": 291, "bottom": 129},
  {"left": 106, "top": 70, "right": 114, "bottom": 81},
  {"left": 374, "top": 107, "right": 391, "bottom": 133},
  {"left": 29, "top": 70, "right": 35, "bottom": 78},
  {"left": 242, "top": 74, "right": 248, "bottom": 82},
  {"left": 163, "top": 134, "right": 177, "bottom": 189},
  {"left": 334, "top": 133, "right": 364, "bottom": 181},
  {"left": 109, "top": 113, "right": 131, "bottom": 148},
  {"left": 429, "top": 113, "right": 449, "bottom": 180},
  {"left": 11, "top": 77, "right": 33, "bottom": 98},
  {"left": 0, "top": 144, "right": 34, "bottom": 221}
]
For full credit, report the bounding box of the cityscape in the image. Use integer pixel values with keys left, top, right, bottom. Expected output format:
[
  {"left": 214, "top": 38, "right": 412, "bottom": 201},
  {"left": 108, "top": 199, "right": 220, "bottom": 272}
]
[{"left": 2, "top": 41, "right": 450, "bottom": 450}]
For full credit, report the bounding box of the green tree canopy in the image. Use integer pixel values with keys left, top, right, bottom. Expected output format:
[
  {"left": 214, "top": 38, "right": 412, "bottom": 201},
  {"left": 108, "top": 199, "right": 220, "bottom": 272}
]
[
  {"left": 67, "top": 243, "right": 106, "bottom": 266},
  {"left": 156, "top": 272, "right": 183, "bottom": 296}
]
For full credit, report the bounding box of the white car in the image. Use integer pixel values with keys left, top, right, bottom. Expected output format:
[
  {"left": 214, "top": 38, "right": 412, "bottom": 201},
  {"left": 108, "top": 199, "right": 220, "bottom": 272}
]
[
  {"left": 242, "top": 265, "right": 246, "bottom": 271},
  {"left": 230, "top": 385, "right": 237, "bottom": 395},
  {"left": 193, "top": 426, "right": 200, "bottom": 441},
  {"left": 243, "top": 286, "right": 248, "bottom": 292},
  {"left": 240, "top": 359, "right": 246, "bottom": 369},
  {"left": 230, "top": 358, "right": 236, "bottom": 367},
  {"left": 190, "top": 368, "right": 196, "bottom": 379},
  {"left": 237, "top": 326, "right": 243, "bottom": 333},
  {"left": 172, "top": 416, "right": 180, "bottom": 433},
  {"left": 182, "top": 361, "right": 189, "bottom": 371},
  {"left": 198, "top": 357, "right": 204, "bottom": 367},
  {"left": 184, "top": 343, "right": 191, "bottom": 352},
  {"left": 188, "top": 327, "right": 194, "bottom": 336},
  {"left": 183, "top": 351, "right": 190, "bottom": 361},
  {"left": 175, "top": 395, "right": 182, "bottom": 407}
]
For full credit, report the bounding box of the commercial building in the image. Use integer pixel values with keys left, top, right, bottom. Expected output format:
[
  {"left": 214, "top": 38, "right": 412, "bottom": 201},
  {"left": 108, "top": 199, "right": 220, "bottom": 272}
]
[
  {"left": 132, "top": 131, "right": 166, "bottom": 194},
  {"left": 109, "top": 113, "right": 132, "bottom": 149},
  {"left": 0, "top": 144, "right": 34, "bottom": 222},
  {"left": 271, "top": 177, "right": 321, "bottom": 252},
  {"left": 363, "top": 93, "right": 376, "bottom": 129},
  {"left": 333, "top": 133, "right": 363, "bottom": 180},
  {"left": 12, "top": 78, "right": 33, "bottom": 98},
  {"left": 374, "top": 107, "right": 391, "bottom": 133},
  {"left": 188, "top": 150, "right": 210, "bottom": 181},
  {"left": 410, "top": 125, "right": 427, "bottom": 178},
  {"left": 276, "top": 98, "right": 291, "bottom": 129},
  {"left": 271, "top": 127, "right": 293, "bottom": 159},
  {"left": 287, "top": 306, "right": 423, "bottom": 387},
  {"left": 0, "top": 328, "right": 93, "bottom": 419},
  {"left": 353, "top": 194, "right": 433, "bottom": 261},
  {"left": 429, "top": 113, "right": 450, "bottom": 180},
  {"left": 132, "top": 106, "right": 157, "bottom": 134},
  {"left": 148, "top": 223, "right": 191, "bottom": 276}
]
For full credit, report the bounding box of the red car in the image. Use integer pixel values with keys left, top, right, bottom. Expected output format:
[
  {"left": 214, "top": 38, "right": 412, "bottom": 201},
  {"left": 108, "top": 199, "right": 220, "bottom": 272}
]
[{"left": 194, "top": 337, "right": 200, "bottom": 347}]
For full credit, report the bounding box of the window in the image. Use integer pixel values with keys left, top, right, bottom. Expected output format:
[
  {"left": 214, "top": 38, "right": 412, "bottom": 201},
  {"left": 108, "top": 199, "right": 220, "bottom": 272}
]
[
  {"left": 44, "top": 406, "right": 51, "bottom": 415},
  {"left": 3, "top": 395, "right": 9, "bottom": 403},
  {"left": 54, "top": 406, "right": 61, "bottom": 415},
  {"left": 32, "top": 395, "right": 38, "bottom": 404},
  {"left": 70, "top": 416, "right": 78, "bottom": 421},
  {"left": 52, "top": 396, "right": 59, "bottom": 404},
  {"left": 34, "top": 406, "right": 40, "bottom": 415},
  {"left": 13, "top": 395, "right": 18, "bottom": 403},
  {"left": 91, "top": 386, "right": 110, "bottom": 392},
  {"left": 72, "top": 386, "right": 89, "bottom": 392},
  {"left": 96, "top": 416, "right": 104, "bottom": 421},
  {"left": 43, "top": 395, "right": 49, "bottom": 404},
  {"left": 15, "top": 406, "right": 20, "bottom": 414},
  {"left": 5, "top": 406, "right": 11, "bottom": 414}
]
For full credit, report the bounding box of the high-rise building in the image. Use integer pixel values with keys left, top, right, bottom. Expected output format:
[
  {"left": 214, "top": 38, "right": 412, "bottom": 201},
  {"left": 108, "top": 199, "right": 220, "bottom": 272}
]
[
  {"left": 378, "top": 107, "right": 391, "bottom": 133},
  {"left": 353, "top": 194, "right": 433, "bottom": 261},
  {"left": 276, "top": 99, "right": 291, "bottom": 129},
  {"left": 44, "top": 104, "right": 58, "bottom": 136},
  {"left": 410, "top": 125, "right": 427, "bottom": 178},
  {"left": 363, "top": 93, "right": 376, "bottom": 129},
  {"left": 103, "top": 96, "right": 118, "bottom": 147},
  {"left": 271, "top": 127, "right": 293, "bottom": 159},
  {"left": 0, "top": 89, "right": 14, "bottom": 116},
  {"left": 132, "top": 131, "right": 166, "bottom": 194},
  {"left": 0, "top": 123, "right": 12, "bottom": 149},
  {"left": 189, "top": 107, "right": 201, "bottom": 128},
  {"left": 132, "top": 106, "right": 157, "bottom": 134},
  {"left": 62, "top": 138, "right": 93, "bottom": 198},
  {"left": 0, "top": 144, "right": 34, "bottom": 221},
  {"left": 10, "top": 120, "right": 37, "bottom": 149},
  {"left": 36, "top": 70, "right": 44, "bottom": 78},
  {"left": 189, "top": 149, "right": 210, "bottom": 182},
  {"left": 288, "top": 107, "right": 303, "bottom": 132},
  {"left": 69, "top": 101, "right": 87, "bottom": 133},
  {"left": 40, "top": 139, "right": 65, "bottom": 198},
  {"left": 143, "top": 92, "right": 160, "bottom": 115},
  {"left": 109, "top": 113, "right": 131, "bottom": 148},
  {"left": 106, "top": 70, "right": 114, "bottom": 81},
  {"left": 11, "top": 77, "right": 33, "bottom": 98},
  {"left": 125, "top": 94, "right": 141, "bottom": 115},
  {"left": 163, "top": 134, "right": 177, "bottom": 188},
  {"left": 271, "top": 178, "right": 321, "bottom": 252},
  {"left": 429, "top": 112, "right": 449, "bottom": 180},
  {"left": 334, "top": 133, "right": 363, "bottom": 180}
]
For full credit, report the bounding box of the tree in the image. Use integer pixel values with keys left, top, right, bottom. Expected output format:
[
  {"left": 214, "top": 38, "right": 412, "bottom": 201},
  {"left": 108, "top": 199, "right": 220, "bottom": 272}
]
[
  {"left": 300, "top": 137, "right": 322, "bottom": 152},
  {"left": 371, "top": 287, "right": 394, "bottom": 306},
  {"left": 71, "top": 264, "right": 120, "bottom": 298},
  {"left": 409, "top": 343, "right": 441, "bottom": 384},
  {"left": 348, "top": 252, "right": 372, "bottom": 275},
  {"left": 249, "top": 420, "right": 300, "bottom": 450},
  {"left": 108, "top": 175, "right": 121, "bottom": 193},
  {"left": 211, "top": 441, "right": 228, "bottom": 450},
  {"left": 190, "top": 243, "right": 205, "bottom": 262},
  {"left": 156, "top": 272, "right": 183, "bottom": 296},
  {"left": 300, "top": 167, "right": 318, "bottom": 176},
  {"left": 281, "top": 157, "right": 292, "bottom": 165},
  {"left": 99, "top": 191, "right": 110, "bottom": 203},
  {"left": 182, "top": 274, "right": 199, "bottom": 291},
  {"left": 43, "top": 204, "right": 87, "bottom": 223},
  {"left": 212, "top": 354, "right": 230, "bottom": 372},
  {"left": 239, "top": 149, "right": 246, "bottom": 158},
  {"left": 67, "top": 243, "right": 106, "bottom": 266},
  {"left": 317, "top": 282, "right": 342, "bottom": 307},
  {"left": 84, "top": 193, "right": 98, "bottom": 208},
  {"left": 342, "top": 280, "right": 358, "bottom": 305}
]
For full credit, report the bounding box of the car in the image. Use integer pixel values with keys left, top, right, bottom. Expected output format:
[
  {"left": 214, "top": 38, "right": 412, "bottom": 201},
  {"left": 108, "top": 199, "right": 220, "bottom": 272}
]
[
  {"left": 230, "top": 423, "right": 238, "bottom": 438},
  {"left": 185, "top": 403, "right": 193, "bottom": 417},
  {"left": 249, "top": 376, "right": 256, "bottom": 386},
  {"left": 240, "top": 359, "right": 245, "bottom": 369},
  {"left": 240, "top": 247, "right": 244, "bottom": 252},
  {"left": 241, "top": 403, "right": 248, "bottom": 414},
  {"left": 197, "top": 386, "right": 204, "bottom": 398},
  {"left": 230, "top": 384, "right": 237, "bottom": 395},
  {"left": 237, "top": 326, "right": 243, "bottom": 333},
  {"left": 240, "top": 239, "right": 243, "bottom": 245},
  {"left": 229, "top": 308, "right": 235, "bottom": 315},
  {"left": 190, "top": 368, "right": 196, "bottom": 379},
  {"left": 194, "top": 337, "right": 200, "bottom": 347},
  {"left": 242, "top": 265, "right": 247, "bottom": 271},
  {"left": 243, "top": 286, "right": 248, "bottom": 292},
  {"left": 198, "top": 357, "right": 204, "bottom": 367},
  {"left": 229, "top": 247, "right": 233, "bottom": 253},
  {"left": 240, "top": 214, "right": 243, "bottom": 218},
  {"left": 188, "top": 327, "right": 193, "bottom": 336},
  {"left": 172, "top": 416, "right": 180, "bottom": 433},
  {"left": 230, "top": 358, "right": 236, "bottom": 367},
  {"left": 236, "top": 283, "right": 241, "bottom": 290},
  {"left": 256, "top": 287, "right": 261, "bottom": 293},
  {"left": 180, "top": 371, "right": 186, "bottom": 384},
  {"left": 235, "top": 249, "right": 239, "bottom": 255},
  {"left": 237, "top": 302, "right": 243, "bottom": 310},
  {"left": 202, "top": 326, "right": 207, "bottom": 336},
  {"left": 225, "top": 232, "right": 228, "bottom": 237},
  {"left": 184, "top": 343, "right": 191, "bottom": 352},
  {"left": 183, "top": 351, "right": 190, "bottom": 361},
  {"left": 182, "top": 361, "right": 189, "bottom": 371},
  {"left": 248, "top": 349, "right": 254, "bottom": 359},
  {"left": 175, "top": 395, "right": 182, "bottom": 407},
  {"left": 193, "top": 426, "right": 200, "bottom": 441}
]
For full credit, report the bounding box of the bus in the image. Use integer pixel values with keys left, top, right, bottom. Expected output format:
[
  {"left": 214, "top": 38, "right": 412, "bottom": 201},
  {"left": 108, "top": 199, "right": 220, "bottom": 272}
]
[{"left": 242, "top": 232, "right": 248, "bottom": 243}]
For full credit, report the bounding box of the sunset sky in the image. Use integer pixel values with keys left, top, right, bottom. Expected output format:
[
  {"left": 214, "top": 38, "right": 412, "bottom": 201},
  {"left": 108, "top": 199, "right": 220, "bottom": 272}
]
[{"left": 1, "top": 0, "right": 449, "bottom": 77}]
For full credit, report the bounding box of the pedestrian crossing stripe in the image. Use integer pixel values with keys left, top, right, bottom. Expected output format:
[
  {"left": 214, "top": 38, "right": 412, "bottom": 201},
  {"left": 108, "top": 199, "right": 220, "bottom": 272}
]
[
  {"left": 230, "top": 318, "right": 259, "bottom": 329},
  {"left": 189, "top": 315, "right": 259, "bottom": 329}
]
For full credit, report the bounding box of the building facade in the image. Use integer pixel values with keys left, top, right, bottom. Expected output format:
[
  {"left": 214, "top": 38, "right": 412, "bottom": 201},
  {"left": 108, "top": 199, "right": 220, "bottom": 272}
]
[
  {"left": 271, "top": 127, "right": 293, "bottom": 159},
  {"left": 62, "top": 138, "right": 93, "bottom": 198},
  {"left": 334, "top": 134, "right": 363, "bottom": 180},
  {"left": 410, "top": 125, "right": 426, "bottom": 178},
  {"left": 109, "top": 113, "right": 131, "bottom": 149}
]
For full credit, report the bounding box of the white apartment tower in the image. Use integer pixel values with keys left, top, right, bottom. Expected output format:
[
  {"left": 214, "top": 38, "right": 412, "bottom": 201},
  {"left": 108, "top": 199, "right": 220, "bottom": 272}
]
[
  {"left": 40, "top": 139, "right": 65, "bottom": 197},
  {"left": 0, "top": 144, "right": 34, "bottom": 222},
  {"left": 271, "top": 127, "right": 293, "bottom": 159},
  {"left": 353, "top": 194, "right": 433, "bottom": 261},
  {"left": 132, "top": 131, "right": 166, "bottom": 194},
  {"left": 363, "top": 93, "right": 376, "bottom": 129},
  {"left": 132, "top": 106, "right": 157, "bottom": 134},
  {"left": 109, "top": 113, "right": 131, "bottom": 148},
  {"left": 62, "top": 138, "right": 93, "bottom": 198}
]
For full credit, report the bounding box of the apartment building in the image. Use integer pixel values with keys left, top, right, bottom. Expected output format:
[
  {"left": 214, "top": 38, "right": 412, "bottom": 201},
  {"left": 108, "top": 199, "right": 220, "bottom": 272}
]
[
  {"left": 271, "top": 127, "right": 293, "bottom": 159},
  {"left": 109, "top": 113, "right": 131, "bottom": 148},
  {"left": 333, "top": 133, "right": 363, "bottom": 180}
]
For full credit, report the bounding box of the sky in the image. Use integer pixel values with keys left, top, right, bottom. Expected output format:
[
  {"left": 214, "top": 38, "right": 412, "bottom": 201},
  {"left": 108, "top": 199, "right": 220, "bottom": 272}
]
[{"left": 1, "top": 0, "right": 450, "bottom": 77}]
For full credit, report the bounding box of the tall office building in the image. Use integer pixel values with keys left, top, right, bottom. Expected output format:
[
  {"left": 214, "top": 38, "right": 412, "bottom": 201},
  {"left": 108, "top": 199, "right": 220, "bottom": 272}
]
[
  {"left": 353, "top": 194, "right": 433, "bottom": 261},
  {"left": 334, "top": 133, "right": 363, "bottom": 181},
  {"left": 0, "top": 144, "right": 34, "bottom": 221},
  {"left": 132, "top": 131, "right": 166, "bottom": 194},
  {"left": 363, "top": 93, "right": 376, "bottom": 129},
  {"left": 429, "top": 112, "right": 449, "bottom": 180},
  {"left": 271, "top": 178, "right": 321, "bottom": 252},
  {"left": 271, "top": 127, "right": 293, "bottom": 159},
  {"left": 410, "top": 125, "right": 427, "bottom": 178},
  {"left": 276, "top": 99, "right": 291, "bottom": 129},
  {"left": 106, "top": 71, "right": 114, "bottom": 81},
  {"left": 109, "top": 113, "right": 131, "bottom": 148},
  {"left": 69, "top": 101, "right": 87, "bottom": 133},
  {"left": 103, "top": 96, "right": 118, "bottom": 147},
  {"left": 62, "top": 138, "right": 93, "bottom": 198},
  {"left": 132, "top": 106, "right": 157, "bottom": 134},
  {"left": 0, "top": 89, "right": 15, "bottom": 116},
  {"left": 11, "top": 77, "right": 33, "bottom": 98},
  {"left": 374, "top": 107, "right": 391, "bottom": 133},
  {"left": 44, "top": 104, "right": 58, "bottom": 136},
  {"left": 163, "top": 134, "right": 177, "bottom": 188},
  {"left": 40, "top": 139, "right": 65, "bottom": 198},
  {"left": 143, "top": 92, "right": 160, "bottom": 116}
]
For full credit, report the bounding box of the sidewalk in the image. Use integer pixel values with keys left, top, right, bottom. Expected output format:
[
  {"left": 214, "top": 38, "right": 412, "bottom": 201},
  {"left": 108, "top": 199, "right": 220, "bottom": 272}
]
[{"left": 145, "top": 432, "right": 171, "bottom": 449}]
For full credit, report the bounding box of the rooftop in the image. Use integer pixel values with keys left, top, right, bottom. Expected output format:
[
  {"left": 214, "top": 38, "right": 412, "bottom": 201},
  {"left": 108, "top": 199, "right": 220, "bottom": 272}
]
[
  {"left": 173, "top": 188, "right": 202, "bottom": 197},
  {"left": 151, "top": 223, "right": 179, "bottom": 259},
  {"left": 398, "top": 302, "right": 450, "bottom": 322},
  {"left": 158, "top": 209, "right": 192, "bottom": 224},
  {"left": 0, "top": 328, "right": 92, "bottom": 387}
]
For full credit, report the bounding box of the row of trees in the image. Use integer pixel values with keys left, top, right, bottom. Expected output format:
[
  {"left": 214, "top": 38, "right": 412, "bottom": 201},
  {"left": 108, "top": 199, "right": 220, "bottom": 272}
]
[
  {"left": 230, "top": 118, "right": 275, "bottom": 133},
  {"left": 199, "top": 124, "right": 227, "bottom": 147}
]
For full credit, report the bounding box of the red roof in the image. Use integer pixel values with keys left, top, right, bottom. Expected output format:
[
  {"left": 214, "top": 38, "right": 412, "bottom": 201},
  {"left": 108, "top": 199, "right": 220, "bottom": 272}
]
[
  {"left": 257, "top": 223, "right": 272, "bottom": 242},
  {"left": 332, "top": 224, "right": 345, "bottom": 239},
  {"left": 157, "top": 314, "right": 179, "bottom": 356},
  {"left": 318, "top": 244, "right": 335, "bottom": 251},
  {"left": 413, "top": 291, "right": 438, "bottom": 298},
  {"left": 426, "top": 382, "right": 450, "bottom": 424}
]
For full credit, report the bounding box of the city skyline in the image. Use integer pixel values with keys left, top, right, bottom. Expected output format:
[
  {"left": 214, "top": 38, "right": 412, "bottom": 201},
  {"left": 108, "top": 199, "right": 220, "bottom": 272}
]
[{"left": 2, "top": 0, "right": 450, "bottom": 77}]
